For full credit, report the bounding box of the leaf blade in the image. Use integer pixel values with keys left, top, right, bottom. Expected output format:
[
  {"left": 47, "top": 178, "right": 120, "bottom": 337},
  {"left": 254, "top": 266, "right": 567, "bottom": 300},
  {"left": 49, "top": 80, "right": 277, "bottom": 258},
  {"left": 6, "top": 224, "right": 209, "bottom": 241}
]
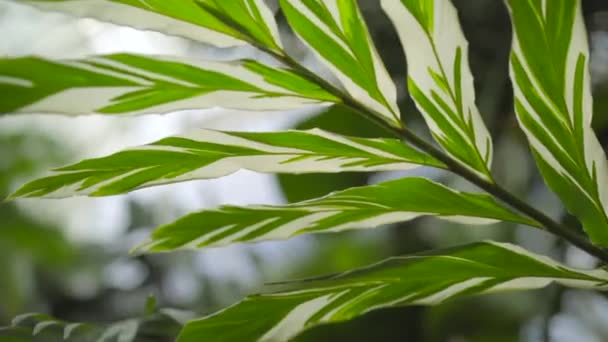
[
  {"left": 0, "top": 54, "right": 338, "bottom": 116},
  {"left": 177, "top": 242, "right": 608, "bottom": 342},
  {"left": 13, "top": 0, "right": 282, "bottom": 49},
  {"left": 135, "top": 178, "right": 536, "bottom": 253},
  {"left": 505, "top": 0, "right": 608, "bottom": 245},
  {"left": 11, "top": 129, "right": 444, "bottom": 198},
  {"left": 381, "top": 0, "right": 494, "bottom": 180},
  {"left": 279, "top": 0, "right": 401, "bottom": 127}
]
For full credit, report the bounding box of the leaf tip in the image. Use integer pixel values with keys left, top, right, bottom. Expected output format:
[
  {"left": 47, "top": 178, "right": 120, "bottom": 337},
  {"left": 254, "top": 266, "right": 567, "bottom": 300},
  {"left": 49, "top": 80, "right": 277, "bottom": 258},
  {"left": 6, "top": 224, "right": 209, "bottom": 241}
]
[
  {"left": 5, "top": 188, "right": 28, "bottom": 201},
  {"left": 129, "top": 237, "right": 167, "bottom": 256},
  {"left": 128, "top": 243, "right": 148, "bottom": 257}
]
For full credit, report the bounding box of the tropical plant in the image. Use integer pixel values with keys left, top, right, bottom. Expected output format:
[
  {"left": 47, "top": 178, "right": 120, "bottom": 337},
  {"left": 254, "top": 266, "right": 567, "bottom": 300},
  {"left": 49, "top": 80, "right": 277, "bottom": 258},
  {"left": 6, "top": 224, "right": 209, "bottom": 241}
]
[{"left": 2, "top": 0, "right": 608, "bottom": 340}]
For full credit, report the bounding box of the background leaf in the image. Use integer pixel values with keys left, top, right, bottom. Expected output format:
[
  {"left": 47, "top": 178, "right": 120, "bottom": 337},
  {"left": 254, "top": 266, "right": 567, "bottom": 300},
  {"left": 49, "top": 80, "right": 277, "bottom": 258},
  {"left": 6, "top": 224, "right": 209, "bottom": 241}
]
[{"left": 0, "top": 308, "right": 191, "bottom": 342}]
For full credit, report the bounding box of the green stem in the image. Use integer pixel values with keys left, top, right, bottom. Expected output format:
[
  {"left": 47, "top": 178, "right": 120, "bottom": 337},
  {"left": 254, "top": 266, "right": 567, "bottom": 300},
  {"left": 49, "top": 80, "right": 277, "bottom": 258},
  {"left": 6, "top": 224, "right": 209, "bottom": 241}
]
[
  {"left": 262, "top": 49, "right": 405, "bottom": 134},
  {"left": 398, "top": 127, "right": 608, "bottom": 264}
]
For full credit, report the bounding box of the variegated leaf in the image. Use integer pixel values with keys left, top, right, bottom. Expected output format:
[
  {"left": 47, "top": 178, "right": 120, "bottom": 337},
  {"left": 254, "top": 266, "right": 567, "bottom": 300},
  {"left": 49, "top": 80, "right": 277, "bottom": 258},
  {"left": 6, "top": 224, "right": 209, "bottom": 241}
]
[
  {"left": 177, "top": 242, "right": 608, "bottom": 342},
  {"left": 505, "top": 0, "right": 608, "bottom": 245},
  {"left": 0, "top": 309, "right": 190, "bottom": 341},
  {"left": 11, "top": 129, "right": 443, "bottom": 198},
  {"left": 12, "top": 0, "right": 282, "bottom": 50},
  {"left": 0, "top": 54, "right": 338, "bottom": 116},
  {"left": 135, "top": 178, "right": 536, "bottom": 253},
  {"left": 382, "top": 0, "right": 493, "bottom": 180},
  {"left": 279, "top": 0, "right": 401, "bottom": 127}
]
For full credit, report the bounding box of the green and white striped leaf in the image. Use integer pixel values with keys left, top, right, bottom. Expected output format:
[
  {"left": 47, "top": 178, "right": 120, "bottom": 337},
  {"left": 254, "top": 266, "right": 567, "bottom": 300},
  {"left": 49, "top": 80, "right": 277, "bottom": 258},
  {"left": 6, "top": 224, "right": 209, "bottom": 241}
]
[
  {"left": 279, "top": 0, "right": 401, "bottom": 127},
  {"left": 11, "top": 129, "right": 443, "bottom": 198},
  {"left": 177, "top": 242, "right": 608, "bottom": 342},
  {"left": 382, "top": 0, "right": 493, "bottom": 180},
  {"left": 135, "top": 178, "right": 536, "bottom": 253},
  {"left": 0, "top": 309, "right": 190, "bottom": 341},
  {"left": 0, "top": 54, "right": 339, "bottom": 116},
  {"left": 505, "top": 0, "right": 608, "bottom": 245},
  {"left": 13, "top": 0, "right": 282, "bottom": 50}
]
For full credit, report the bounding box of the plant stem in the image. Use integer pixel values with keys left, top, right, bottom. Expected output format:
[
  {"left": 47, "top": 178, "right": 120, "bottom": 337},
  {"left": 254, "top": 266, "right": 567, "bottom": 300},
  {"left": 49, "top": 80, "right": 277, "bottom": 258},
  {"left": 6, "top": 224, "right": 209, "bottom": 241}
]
[
  {"left": 264, "top": 50, "right": 407, "bottom": 134},
  {"left": 398, "top": 126, "right": 608, "bottom": 264},
  {"left": 259, "top": 49, "right": 608, "bottom": 264}
]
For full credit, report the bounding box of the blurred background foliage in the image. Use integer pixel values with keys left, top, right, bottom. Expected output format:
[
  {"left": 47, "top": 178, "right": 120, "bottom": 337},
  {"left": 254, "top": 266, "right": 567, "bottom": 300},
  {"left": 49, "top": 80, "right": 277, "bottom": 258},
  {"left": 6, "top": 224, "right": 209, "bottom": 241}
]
[{"left": 2, "top": 0, "right": 608, "bottom": 341}]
